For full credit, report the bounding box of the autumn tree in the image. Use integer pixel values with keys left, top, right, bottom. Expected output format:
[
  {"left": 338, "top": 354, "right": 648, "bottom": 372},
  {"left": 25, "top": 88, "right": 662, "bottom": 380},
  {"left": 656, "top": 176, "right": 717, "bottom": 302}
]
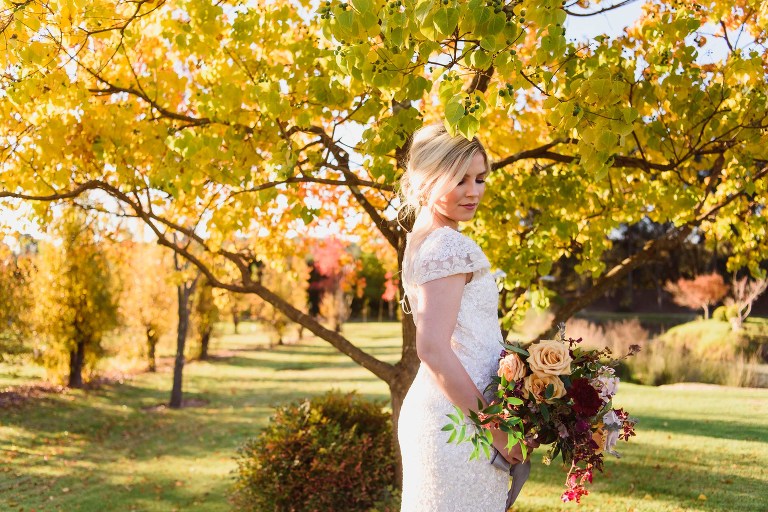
[
  {"left": 0, "top": 242, "right": 34, "bottom": 360},
  {"left": 665, "top": 272, "right": 730, "bottom": 319},
  {"left": 31, "top": 209, "right": 119, "bottom": 387},
  {"left": 311, "top": 237, "right": 362, "bottom": 332},
  {"left": 216, "top": 287, "right": 261, "bottom": 335},
  {"left": 192, "top": 278, "right": 219, "bottom": 359},
  {"left": 257, "top": 254, "right": 310, "bottom": 345},
  {"left": 2, "top": 0, "right": 768, "bottom": 464},
  {"left": 169, "top": 248, "right": 200, "bottom": 408},
  {"left": 117, "top": 241, "right": 176, "bottom": 371}
]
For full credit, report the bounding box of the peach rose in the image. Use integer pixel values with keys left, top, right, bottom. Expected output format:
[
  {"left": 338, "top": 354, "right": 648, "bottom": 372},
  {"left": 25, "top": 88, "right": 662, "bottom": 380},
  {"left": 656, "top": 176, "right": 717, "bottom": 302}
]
[
  {"left": 592, "top": 425, "right": 606, "bottom": 454},
  {"left": 527, "top": 339, "right": 573, "bottom": 376},
  {"left": 497, "top": 353, "right": 526, "bottom": 383},
  {"left": 523, "top": 373, "right": 566, "bottom": 403}
]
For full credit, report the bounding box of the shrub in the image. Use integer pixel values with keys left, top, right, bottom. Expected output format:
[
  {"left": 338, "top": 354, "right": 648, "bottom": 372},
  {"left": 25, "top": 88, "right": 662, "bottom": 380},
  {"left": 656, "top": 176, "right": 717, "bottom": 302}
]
[
  {"left": 564, "top": 318, "right": 766, "bottom": 387},
  {"left": 231, "top": 391, "right": 397, "bottom": 512},
  {"left": 656, "top": 319, "right": 746, "bottom": 360}
]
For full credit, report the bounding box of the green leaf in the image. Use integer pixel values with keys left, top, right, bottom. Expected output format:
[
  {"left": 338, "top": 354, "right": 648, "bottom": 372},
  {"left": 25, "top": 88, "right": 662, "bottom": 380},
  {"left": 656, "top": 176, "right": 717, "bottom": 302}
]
[
  {"left": 457, "top": 115, "right": 480, "bottom": 139},
  {"left": 414, "top": 0, "right": 433, "bottom": 24},
  {"left": 445, "top": 96, "right": 465, "bottom": 125},
  {"left": 433, "top": 8, "right": 459, "bottom": 37},
  {"left": 337, "top": 10, "right": 354, "bottom": 31},
  {"left": 501, "top": 343, "right": 530, "bottom": 357},
  {"left": 480, "top": 37, "right": 496, "bottom": 52},
  {"left": 544, "top": 383, "right": 554, "bottom": 399},
  {"left": 486, "top": 12, "right": 506, "bottom": 35},
  {"left": 485, "top": 403, "right": 503, "bottom": 414},
  {"left": 350, "top": 0, "right": 372, "bottom": 14},
  {"left": 441, "top": 424, "right": 454, "bottom": 431}
]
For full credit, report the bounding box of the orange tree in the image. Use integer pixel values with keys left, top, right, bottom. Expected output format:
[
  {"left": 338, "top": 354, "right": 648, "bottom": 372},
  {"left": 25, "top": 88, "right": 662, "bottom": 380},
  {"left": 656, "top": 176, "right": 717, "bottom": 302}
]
[{"left": 1, "top": 0, "right": 767, "bottom": 458}]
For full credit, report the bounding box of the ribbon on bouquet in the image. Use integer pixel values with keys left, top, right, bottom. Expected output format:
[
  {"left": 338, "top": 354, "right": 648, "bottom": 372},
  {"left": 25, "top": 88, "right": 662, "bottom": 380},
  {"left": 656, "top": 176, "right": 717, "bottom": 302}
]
[
  {"left": 490, "top": 448, "right": 531, "bottom": 510},
  {"left": 505, "top": 460, "right": 531, "bottom": 510}
]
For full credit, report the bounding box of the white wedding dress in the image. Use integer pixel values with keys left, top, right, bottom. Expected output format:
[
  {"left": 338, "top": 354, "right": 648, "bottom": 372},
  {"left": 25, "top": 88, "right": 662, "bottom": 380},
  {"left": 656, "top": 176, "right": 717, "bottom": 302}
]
[{"left": 399, "top": 226, "right": 509, "bottom": 512}]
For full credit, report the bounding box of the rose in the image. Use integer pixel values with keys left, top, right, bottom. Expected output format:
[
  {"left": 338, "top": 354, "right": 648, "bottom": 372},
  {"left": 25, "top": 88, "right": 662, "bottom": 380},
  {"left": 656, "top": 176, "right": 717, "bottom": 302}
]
[
  {"left": 591, "top": 425, "right": 605, "bottom": 454},
  {"left": 566, "top": 378, "right": 603, "bottom": 417},
  {"left": 523, "top": 373, "right": 566, "bottom": 403},
  {"left": 498, "top": 353, "right": 526, "bottom": 382},
  {"left": 527, "top": 339, "right": 573, "bottom": 376}
]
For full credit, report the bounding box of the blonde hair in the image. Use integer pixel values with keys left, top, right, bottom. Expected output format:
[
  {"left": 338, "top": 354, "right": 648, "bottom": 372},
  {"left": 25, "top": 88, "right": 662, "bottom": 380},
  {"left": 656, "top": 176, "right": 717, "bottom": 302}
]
[{"left": 398, "top": 123, "right": 490, "bottom": 284}]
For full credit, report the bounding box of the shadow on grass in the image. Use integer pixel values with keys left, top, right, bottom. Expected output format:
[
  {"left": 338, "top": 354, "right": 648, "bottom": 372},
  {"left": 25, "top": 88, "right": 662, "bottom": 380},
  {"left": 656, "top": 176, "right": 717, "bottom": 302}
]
[
  {"left": 1, "top": 327, "right": 405, "bottom": 511},
  {"left": 638, "top": 414, "right": 768, "bottom": 443},
  {"left": 527, "top": 440, "right": 767, "bottom": 512},
  {"left": 2, "top": 461, "right": 229, "bottom": 512}
]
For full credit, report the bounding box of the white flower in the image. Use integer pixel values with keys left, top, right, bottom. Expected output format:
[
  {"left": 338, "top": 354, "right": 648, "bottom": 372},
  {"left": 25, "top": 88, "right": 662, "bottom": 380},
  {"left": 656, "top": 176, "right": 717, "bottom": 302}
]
[
  {"left": 592, "top": 367, "right": 619, "bottom": 401},
  {"left": 602, "top": 410, "right": 622, "bottom": 458}
]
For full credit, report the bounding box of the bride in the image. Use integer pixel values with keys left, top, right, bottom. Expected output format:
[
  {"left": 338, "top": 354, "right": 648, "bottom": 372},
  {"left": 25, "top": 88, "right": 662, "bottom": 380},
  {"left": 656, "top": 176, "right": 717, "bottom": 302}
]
[{"left": 397, "top": 124, "right": 535, "bottom": 511}]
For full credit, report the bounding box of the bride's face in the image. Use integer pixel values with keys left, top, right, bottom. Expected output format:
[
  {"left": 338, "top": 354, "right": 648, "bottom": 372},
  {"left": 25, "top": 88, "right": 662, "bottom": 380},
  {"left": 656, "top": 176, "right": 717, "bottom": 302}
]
[{"left": 433, "top": 152, "right": 487, "bottom": 227}]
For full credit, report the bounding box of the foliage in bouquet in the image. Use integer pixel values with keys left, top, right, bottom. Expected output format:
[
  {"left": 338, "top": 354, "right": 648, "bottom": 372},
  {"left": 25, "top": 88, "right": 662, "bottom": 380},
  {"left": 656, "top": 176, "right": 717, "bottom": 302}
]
[{"left": 444, "top": 324, "right": 638, "bottom": 503}]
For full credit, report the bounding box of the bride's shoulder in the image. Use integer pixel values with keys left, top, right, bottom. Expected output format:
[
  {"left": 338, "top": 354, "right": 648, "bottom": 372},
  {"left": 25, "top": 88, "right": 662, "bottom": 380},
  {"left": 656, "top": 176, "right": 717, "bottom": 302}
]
[{"left": 420, "top": 227, "right": 483, "bottom": 259}]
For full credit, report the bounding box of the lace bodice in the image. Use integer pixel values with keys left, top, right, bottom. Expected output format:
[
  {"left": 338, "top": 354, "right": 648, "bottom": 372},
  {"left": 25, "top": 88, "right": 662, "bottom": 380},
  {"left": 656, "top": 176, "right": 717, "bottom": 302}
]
[
  {"left": 399, "top": 227, "right": 509, "bottom": 512},
  {"left": 402, "top": 226, "right": 503, "bottom": 387}
]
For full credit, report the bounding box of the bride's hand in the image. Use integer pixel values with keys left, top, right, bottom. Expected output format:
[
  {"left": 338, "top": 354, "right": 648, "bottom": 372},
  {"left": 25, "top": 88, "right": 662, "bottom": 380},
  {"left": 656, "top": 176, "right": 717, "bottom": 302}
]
[{"left": 492, "top": 431, "right": 540, "bottom": 465}]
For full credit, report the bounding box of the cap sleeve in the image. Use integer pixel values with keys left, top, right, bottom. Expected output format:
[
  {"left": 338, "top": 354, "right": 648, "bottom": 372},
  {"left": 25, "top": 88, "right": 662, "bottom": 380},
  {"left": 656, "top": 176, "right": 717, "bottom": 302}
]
[{"left": 413, "top": 227, "right": 490, "bottom": 286}]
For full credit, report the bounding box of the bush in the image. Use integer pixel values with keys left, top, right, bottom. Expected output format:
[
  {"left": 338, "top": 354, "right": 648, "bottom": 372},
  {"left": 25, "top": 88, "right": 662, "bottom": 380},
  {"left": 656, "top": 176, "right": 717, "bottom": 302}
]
[
  {"left": 656, "top": 319, "right": 745, "bottom": 359},
  {"left": 231, "top": 391, "right": 397, "bottom": 512},
  {"left": 565, "top": 317, "right": 766, "bottom": 387}
]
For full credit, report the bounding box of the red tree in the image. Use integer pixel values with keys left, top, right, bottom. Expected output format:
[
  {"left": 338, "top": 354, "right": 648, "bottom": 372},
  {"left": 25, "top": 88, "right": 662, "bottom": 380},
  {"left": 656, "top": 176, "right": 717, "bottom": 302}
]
[{"left": 664, "top": 273, "right": 729, "bottom": 320}]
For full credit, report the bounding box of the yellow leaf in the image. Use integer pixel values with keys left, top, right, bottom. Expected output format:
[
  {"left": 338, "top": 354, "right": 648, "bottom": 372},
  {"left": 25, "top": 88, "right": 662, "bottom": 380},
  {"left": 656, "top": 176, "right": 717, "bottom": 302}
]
[{"left": 698, "top": 494, "right": 707, "bottom": 501}]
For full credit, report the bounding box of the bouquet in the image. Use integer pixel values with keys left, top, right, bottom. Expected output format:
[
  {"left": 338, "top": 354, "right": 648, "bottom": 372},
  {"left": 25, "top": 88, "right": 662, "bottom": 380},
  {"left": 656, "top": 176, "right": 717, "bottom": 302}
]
[{"left": 443, "top": 324, "right": 638, "bottom": 503}]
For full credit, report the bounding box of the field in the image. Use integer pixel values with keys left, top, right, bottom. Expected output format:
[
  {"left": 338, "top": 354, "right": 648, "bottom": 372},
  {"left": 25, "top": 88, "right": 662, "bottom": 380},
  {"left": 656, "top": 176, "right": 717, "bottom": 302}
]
[{"left": 1, "top": 322, "right": 767, "bottom": 512}]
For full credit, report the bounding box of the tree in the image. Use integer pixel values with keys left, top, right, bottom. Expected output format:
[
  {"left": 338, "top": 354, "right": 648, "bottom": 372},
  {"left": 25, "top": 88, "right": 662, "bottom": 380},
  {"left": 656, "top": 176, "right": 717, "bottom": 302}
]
[
  {"left": 117, "top": 241, "right": 175, "bottom": 371},
  {"left": 0, "top": 242, "right": 34, "bottom": 361},
  {"left": 724, "top": 276, "right": 768, "bottom": 330},
  {"left": 193, "top": 278, "right": 219, "bottom": 359},
  {"left": 31, "top": 209, "right": 119, "bottom": 387},
  {"left": 311, "top": 237, "right": 361, "bottom": 332},
  {"left": 169, "top": 248, "right": 200, "bottom": 408},
  {"left": 257, "top": 254, "right": 310, "bottom": 345},
  {"left": 665, "top": 273, "right": 730, "bottom": 319},
  {"left": 2, "top": 0, "right": 768, "bottom": 467}
]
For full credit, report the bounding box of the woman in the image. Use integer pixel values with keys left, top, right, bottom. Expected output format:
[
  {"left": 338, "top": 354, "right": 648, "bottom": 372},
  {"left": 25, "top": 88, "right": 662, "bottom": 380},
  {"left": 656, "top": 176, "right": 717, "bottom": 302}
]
[{"left": 398, "top": 124, "right": 531, "bottom": 511}]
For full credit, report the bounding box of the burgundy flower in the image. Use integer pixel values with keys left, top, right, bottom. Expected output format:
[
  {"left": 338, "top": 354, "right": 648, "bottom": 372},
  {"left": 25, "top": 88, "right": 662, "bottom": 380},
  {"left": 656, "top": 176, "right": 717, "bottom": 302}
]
[{"left": 567, "top": 378, "right": 602, "bottom": 417}]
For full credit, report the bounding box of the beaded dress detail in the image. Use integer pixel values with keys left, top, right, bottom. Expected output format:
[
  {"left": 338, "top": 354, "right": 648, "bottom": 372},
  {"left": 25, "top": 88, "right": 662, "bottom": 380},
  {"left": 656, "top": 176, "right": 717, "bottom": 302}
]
[{"left": 399, "top": 227, "right": 508, "bottom": 512}]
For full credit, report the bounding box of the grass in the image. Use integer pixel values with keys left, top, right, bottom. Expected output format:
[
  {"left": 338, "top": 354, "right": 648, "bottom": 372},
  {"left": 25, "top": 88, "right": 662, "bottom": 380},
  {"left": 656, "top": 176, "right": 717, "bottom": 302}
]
[{"left": 2, "top": 322, "right": 767, "bottom": 512}]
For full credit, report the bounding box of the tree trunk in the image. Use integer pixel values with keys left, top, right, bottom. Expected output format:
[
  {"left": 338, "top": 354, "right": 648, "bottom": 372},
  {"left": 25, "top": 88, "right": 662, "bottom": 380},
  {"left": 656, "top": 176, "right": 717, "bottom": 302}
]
[
  {"left": 147, "top": 329, "right": 158, "bottom": 372},
  {"left": 170, "top": 281, "right": 196, "bottom": 408},
  {"left": 199, "top": 328, "right": 211, "bottom": 360},
  {"left": 67, "top": 340, "right": 86, "bottom": 388},
  {"left": 232, "top": 310, "right": 240, "bottom": 334}
]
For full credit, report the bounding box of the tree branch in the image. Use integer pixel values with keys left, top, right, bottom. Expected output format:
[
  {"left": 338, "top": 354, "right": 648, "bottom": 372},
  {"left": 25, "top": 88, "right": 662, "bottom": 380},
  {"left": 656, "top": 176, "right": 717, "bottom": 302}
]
[
  {"left": 564, "top": 0, "right": 640, "bottom": 17},
  {"left": 296, "top": 125, "right": 401, "bottom": 249}
]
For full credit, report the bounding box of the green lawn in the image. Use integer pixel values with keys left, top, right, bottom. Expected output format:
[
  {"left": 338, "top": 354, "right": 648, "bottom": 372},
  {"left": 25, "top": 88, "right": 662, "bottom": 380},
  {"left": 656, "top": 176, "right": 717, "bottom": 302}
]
[{"left": 1, "top": 322, "right": 767, "bottom": 512}]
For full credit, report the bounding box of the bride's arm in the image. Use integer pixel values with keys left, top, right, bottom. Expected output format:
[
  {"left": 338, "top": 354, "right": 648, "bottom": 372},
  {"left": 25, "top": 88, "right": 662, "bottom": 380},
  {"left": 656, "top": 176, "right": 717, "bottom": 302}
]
[{"left": 416, "top": 274, "right": 527, "bottom": 464}]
